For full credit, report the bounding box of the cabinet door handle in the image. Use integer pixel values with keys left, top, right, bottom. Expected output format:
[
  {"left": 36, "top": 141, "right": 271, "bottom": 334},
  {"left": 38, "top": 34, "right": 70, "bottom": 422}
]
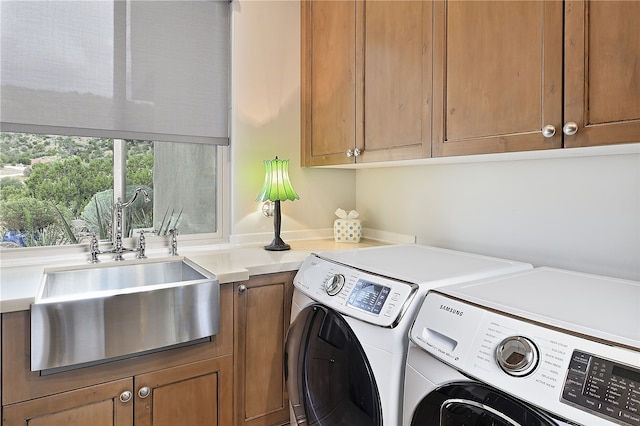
[
  {"left": 138, "top": 386, "right": 151, "bottom": 399},
  {"left": 346, "top": 149, "right": 354, "bottom": 157},
  {"left": 238, "top": 284, "right": 247, "bottom": 293},
  {"left": 541, "top": 124, "right": 556, "bottom": 138},
  {"left": 120, "top": 390, "right": 133, "bottom": 403},
  {"left": 563, "top": 122, "right": 578, "bottom": 136},
  {"left": 353, "top": 148, "right": 361, "bottom": 157}
]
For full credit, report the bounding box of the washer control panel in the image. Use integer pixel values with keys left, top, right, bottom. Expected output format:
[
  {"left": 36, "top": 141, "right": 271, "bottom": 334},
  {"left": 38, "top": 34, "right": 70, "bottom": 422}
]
[
  {"left": 294, "top": 254, "right": 417, "bottom": 328},
  {"left": 411, "top": 291, "right": 640, "bottom": 425},
  {"left": 562, "top": 350, "right": 640, "bottom": 425}
]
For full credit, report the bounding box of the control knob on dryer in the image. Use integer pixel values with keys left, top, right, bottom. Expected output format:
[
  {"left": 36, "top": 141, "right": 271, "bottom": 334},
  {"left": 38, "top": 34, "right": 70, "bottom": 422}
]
[
  {"left": 496, "top": 336, "right": 539, "bottom": 377},
  {"left": 324, "top": 274, "right": 345, "bottom": 296}
]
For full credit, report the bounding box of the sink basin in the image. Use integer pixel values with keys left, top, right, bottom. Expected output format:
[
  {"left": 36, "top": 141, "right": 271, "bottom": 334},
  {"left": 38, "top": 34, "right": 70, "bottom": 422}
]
[{"left": 31, "top": 258, "right": 220, "bottom": 371}]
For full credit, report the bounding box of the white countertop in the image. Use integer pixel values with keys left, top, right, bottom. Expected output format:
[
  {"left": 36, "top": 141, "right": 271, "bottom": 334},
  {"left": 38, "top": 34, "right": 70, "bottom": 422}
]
[{"left": 0, "top": 239, "right": 386, "bottom": 313}]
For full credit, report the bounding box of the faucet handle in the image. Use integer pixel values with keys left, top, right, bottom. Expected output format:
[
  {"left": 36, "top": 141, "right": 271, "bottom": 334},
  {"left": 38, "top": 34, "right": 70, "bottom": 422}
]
[
  {"left": 136, "top": 230, "right": 147, "bottom": 259},
  {"left": 169, "top": 228, "right": 178, "bottom": 256},
  {"left": 89, "top": 233, "right": 101, "bottom": 263}
]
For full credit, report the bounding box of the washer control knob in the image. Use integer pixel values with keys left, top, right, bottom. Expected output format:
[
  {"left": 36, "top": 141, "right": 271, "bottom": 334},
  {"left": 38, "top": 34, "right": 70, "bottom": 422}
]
[
  {"left": 324, "top": 274, "right": 345, "bottom": 296},
  {"left": 496, "top": 336, "right": 539, "bottom": 377}
]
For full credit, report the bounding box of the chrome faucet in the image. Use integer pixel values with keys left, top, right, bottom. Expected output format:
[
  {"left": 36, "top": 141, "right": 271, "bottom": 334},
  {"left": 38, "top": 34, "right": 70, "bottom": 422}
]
[
  {"left": 89, "top": 188, "right": 152, "bottom": 263},
  {"left": 112, "top": 188, "right": 151, "bottom": 261}
]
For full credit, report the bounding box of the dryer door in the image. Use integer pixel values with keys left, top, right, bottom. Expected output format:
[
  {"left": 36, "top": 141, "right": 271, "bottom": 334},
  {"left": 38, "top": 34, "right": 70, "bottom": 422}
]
[
  {"left": 410, "top": 382, "right": 576, "bottom": 426},
  {"left": 285, "top": 304, "right": 382, "bottom": 426}
]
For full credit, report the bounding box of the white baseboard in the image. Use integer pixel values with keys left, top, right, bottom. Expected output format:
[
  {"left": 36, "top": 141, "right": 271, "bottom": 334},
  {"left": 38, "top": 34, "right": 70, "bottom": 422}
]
[{"left": 229, "top": 228, "right": 416, "bottom": 246}]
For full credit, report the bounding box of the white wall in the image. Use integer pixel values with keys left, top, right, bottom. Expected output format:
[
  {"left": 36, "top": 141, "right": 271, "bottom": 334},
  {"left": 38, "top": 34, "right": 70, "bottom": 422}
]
[
  {"left": 356, "top": 150, "right": 640, "bottom": 281},
  {"left": 231, "top": 1, "right": 640, "bottom": 282},
  {"left": 231, "top": 0, "right": 356, "bottom": 241}
]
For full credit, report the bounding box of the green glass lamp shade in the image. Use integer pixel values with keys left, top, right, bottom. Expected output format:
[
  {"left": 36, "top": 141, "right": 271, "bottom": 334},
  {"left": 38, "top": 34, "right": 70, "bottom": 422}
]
[
  {"left": 256, "top": 158, "right": 299, "bottom": 202},
  {"left": 256, "top": 157, "right": 299, "bottom": 251}
]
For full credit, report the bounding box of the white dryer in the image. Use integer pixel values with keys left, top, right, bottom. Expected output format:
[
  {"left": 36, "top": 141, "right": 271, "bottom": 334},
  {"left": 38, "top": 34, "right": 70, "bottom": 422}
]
[
  {"left": 284, "top": 244, "right": 532, "bottom": 425},
  {"left": 403, "top": 267, "right": 640, "bottom": 426}
]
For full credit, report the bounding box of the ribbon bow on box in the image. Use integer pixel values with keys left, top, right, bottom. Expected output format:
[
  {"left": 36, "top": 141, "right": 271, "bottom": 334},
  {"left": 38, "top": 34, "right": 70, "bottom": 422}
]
[{"left": 334, "top": 208, "right": 359, "bottom": 219}]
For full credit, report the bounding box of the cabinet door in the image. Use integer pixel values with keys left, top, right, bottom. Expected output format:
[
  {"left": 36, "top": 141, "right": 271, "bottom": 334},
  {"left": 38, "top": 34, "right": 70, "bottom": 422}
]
[
  {"left": 2, "top": 378, "right": 133, "bottom": 426},
  {"left": 234, "top": 272, "right": 295, "bottom": 426},
  {"left": 133, "top": 356, "right": 233, "bottom": 426},
  {"left": 564, "top": 1, "right": 640, "bottom": 147},
  {"left": 432, "top": 0, "right": 563, "bottom": 157},
  {"left": 301, "top": 0, "right": 363, "bottom": 166},
  {"left": 360, "top": 0, "right": 432, "bottom": 163}
]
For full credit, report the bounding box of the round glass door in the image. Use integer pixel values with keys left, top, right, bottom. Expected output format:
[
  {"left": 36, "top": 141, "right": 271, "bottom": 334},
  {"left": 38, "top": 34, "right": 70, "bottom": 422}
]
[
  {"left": 410, "top": 382, "right": 574, "bottom": 426},
  {"left": 285, "top": 304, "right": 382, "bottom": 425},
  {"left": 441, "top": 399, "right": 521, "bottom": 426}
]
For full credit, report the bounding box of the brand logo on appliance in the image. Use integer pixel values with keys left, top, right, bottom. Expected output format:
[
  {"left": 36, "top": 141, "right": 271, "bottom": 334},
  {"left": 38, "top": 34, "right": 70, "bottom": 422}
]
[{"left": 440, "top": 304, "right": 463, "bottom": 316}]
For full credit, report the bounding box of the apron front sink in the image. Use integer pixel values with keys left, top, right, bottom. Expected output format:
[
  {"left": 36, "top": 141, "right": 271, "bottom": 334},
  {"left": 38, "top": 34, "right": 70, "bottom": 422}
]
[{"left": 30, "top": 257, "right": 219, "bottom": 371}]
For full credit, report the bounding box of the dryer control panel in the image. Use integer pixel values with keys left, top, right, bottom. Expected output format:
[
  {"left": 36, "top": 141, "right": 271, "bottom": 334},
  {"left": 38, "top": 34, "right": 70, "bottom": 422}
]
[
  {"left": 294, "top": 254, "right": 417, "bottom": 328},
  {"left": 562, "top": 350, "right": 640, "bottom": 425}
]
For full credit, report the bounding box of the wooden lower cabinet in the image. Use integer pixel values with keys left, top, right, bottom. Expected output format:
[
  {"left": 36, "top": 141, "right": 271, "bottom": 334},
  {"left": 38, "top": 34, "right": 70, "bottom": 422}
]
[
  {"left": 134, "top": 357, "right": 233, "bottom": 426},
  {"left": 1, "top": 272, "right": 297, "bottom": 426},
  {"left": 1, "top": 284, "right": 234, "bottom": 426},
  {"left": 2, "top": 379, "right": 133, "bottom": 426},
  {"left": 234, "top": 272, "right": 295, "bottom": 426},
  {"left": 2, "top": 357, "right": 233, "bottom": 426}
]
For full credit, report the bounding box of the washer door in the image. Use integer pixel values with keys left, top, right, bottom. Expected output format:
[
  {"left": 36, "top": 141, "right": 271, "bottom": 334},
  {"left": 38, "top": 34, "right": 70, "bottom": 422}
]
[
  {"left": 285, "top": 304, "right": 382, "bottom": 426},
  {"left": 410, "top": 382, "right": 576, "bottom": 426}
]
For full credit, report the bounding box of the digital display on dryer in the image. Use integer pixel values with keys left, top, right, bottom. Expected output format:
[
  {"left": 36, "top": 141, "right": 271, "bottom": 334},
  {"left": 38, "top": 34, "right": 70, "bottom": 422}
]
[
  {"left": 562, "top": 350, "right": 640, "bottom": 425},
  {"left": 347, "top": 279, "right": 391, "bottom": 315}
]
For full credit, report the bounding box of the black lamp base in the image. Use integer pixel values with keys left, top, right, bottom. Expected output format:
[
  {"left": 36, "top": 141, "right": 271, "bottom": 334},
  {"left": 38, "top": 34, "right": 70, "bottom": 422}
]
[
  {"left": 264, "top": 237, "right": 291, "bottom": 251},
  {"left": 264, "top": 200, "right": 290, "bottom": 251}
]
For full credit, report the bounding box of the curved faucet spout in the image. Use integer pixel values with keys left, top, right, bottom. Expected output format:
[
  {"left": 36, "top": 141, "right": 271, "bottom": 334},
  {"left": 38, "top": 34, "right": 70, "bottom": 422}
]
[
  {"left": 113, "top": 187, "right": 151, "bottom": 261},
  {"left": 119, "top": 187, "right": 151, "bottom": 209}
]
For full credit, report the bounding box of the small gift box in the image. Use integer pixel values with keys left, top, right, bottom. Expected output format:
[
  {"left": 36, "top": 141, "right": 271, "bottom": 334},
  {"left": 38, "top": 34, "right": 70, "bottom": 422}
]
[{"left": 333, "top": 209, "right": 361, "bottom": 243}]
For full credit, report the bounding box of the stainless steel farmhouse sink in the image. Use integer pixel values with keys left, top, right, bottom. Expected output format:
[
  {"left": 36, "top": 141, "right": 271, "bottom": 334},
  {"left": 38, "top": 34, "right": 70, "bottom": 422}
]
[{"left": 31, "top": 258, "right": 219, "bottom": 371}]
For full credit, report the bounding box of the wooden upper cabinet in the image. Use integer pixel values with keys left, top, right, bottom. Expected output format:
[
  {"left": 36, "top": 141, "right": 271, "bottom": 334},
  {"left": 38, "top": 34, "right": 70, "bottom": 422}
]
[
  {"left": 361, "top": 1, "right": 432, "bottom": 163},
  {"left": 564, "top": 1, "right": 640, "bottom": 147},
  {"left": 301, "top": 0, "right": 432, "bottom": 166},
  {"left": 432, "top": 0, "right": 564, "bottom": 157},
  {"left": 303, "top": 0, "right": 639, "bottom": 163},
  {"left": 301, "top": 0, "right": 362, "bottom": 166}
]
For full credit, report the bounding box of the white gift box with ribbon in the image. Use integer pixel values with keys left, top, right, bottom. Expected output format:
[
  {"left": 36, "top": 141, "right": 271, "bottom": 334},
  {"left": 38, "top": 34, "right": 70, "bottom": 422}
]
[{"left": 333, "top": 208, "right": 362, "bottom": 243}]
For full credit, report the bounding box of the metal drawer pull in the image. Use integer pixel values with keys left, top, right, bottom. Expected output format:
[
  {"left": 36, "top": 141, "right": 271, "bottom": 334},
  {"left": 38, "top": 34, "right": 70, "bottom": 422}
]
[
  {"left": 541, "top": 124, "right": 556, "bottom": 138},
  {"left": 120, "top": 390, "right": 132, "bottom": 403},
  {"left": 563, "top": 122, "right": 578, "bottom": 136},
  {"left": 138, "top": 386, "right": 151, "bottom": 399}
]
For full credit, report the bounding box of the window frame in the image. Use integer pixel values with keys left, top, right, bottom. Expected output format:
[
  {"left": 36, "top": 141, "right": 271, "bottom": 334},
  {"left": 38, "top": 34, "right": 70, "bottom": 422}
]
[{"left": 0, "top": 141, "right": 229, "bottom": 267}]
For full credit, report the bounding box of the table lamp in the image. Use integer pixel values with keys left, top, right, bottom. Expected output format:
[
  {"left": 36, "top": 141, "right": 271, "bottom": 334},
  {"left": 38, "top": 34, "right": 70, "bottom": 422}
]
[{"left": 256, "top": 157, "right": 299, "bottom": 251}]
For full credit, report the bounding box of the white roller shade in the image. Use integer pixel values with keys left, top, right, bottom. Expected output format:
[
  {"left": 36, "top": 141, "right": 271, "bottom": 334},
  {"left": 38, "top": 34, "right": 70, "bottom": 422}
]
[{"left": 1, "top": 0, "right": 230, "bottom": 145}]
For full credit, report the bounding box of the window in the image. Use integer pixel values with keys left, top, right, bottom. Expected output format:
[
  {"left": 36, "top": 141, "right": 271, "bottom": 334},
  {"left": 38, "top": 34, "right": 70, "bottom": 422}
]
[
  {"left": 0, "top": 133, "right": 225, "bottom": 249},
  {"left": 0, "top": 0, "right": 230, "bottom": 255}
]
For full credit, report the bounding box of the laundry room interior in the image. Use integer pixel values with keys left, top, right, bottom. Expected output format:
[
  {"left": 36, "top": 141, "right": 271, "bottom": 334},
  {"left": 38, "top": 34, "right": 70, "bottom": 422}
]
[{"left": 1, "top": 1, "right": 639, "bottom": 426}]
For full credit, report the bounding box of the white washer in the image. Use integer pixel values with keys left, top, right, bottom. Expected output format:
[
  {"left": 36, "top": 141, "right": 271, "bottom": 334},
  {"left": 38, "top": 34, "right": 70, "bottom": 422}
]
[
  {"left": 284, "top": 244, "right": 532, "bottom": 425},
  {"left": 403, "top": 267, "right": 640, "bottom": 426}
]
